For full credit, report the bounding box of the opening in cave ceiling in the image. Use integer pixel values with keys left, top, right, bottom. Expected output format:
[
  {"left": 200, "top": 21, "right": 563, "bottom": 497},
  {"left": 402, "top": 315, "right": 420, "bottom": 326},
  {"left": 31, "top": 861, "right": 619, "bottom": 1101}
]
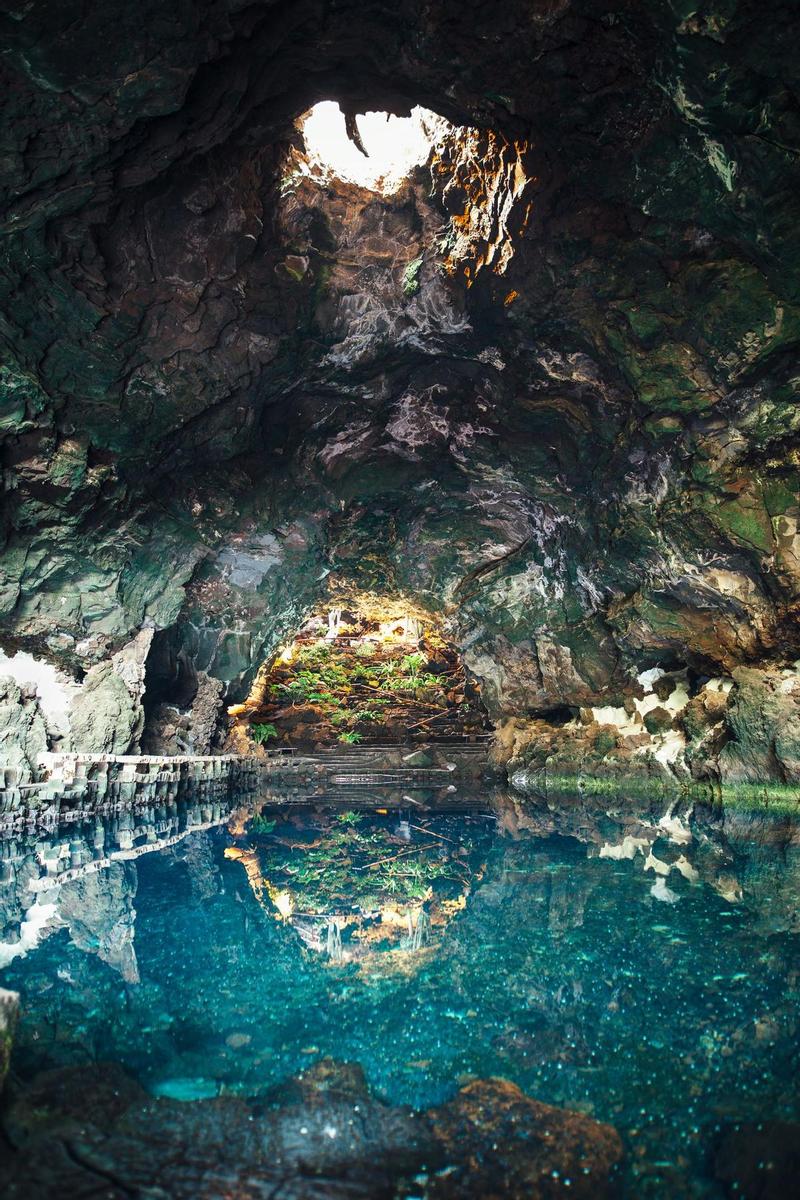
[{"left": 298, "top": 101, "right": 444, "bottom": 192}]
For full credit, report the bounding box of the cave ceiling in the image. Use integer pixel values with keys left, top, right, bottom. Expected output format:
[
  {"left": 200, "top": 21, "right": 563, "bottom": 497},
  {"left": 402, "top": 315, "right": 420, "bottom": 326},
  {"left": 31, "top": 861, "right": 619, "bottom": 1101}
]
[{"left": 1, "top": 0, "right": 800, "bottom": 717}]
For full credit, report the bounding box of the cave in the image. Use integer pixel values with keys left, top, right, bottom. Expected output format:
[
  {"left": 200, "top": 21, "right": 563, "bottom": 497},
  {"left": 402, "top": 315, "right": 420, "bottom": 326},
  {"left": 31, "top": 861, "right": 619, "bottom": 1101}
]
[{"left": 1, "top": 2, "right": 800, "bottom": 1196}]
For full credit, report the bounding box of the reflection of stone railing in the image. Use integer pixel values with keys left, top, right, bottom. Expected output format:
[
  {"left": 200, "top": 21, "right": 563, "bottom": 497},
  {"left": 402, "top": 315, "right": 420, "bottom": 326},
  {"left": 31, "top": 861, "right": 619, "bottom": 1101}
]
[
  {"left": 0, "top": 752, "right": 268, "bottom": 819},
  {"left": 0, "top": 796, "right": 241, "bottom": 977}
]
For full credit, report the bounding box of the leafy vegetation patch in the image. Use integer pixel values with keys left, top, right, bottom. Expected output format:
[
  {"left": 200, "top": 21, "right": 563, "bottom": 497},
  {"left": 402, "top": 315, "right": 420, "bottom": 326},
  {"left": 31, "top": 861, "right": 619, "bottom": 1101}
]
[
  {"left": 241, "top": 614, "right": 487, "bottom": 748},
  {"left": 250, "top": 723, "right": 279, "bottom": 745}
]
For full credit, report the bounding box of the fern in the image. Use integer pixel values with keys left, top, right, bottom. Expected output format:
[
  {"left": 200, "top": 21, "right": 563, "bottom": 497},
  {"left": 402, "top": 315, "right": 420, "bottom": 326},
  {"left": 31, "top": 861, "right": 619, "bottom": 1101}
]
[{"left": 251, "top": 723, "right": 279, "bottom": 744}]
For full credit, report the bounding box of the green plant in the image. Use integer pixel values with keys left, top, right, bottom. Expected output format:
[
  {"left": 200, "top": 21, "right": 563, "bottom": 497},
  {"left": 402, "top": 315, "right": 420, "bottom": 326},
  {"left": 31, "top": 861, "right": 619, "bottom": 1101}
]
[
  {"left": 400, "top": 652, "right": 427, "bottom": 677},
  {"left": 338, "top": 730, "right": 363, "bottom": 744},
  {"left": 387, "top": 671, "right": 442, "bottom": 695},
  {"left": 402, "top": 255, "right": 423, "bottom": 297},
  {"left": 297, "top": 643, "right": 332, "bottom": 665},
  {"left": 354, "top": 708, "right": 383, "bottom": 723},
  {"left": 274, "top": 679, "right": 304, "bottom": 702},
  {"left": 251, "top": 723, "right": 279, "bottom": 744},
  {"left": 354, "top": 642, "right": 377, "bottom": 658},
  {"left": 276, "top": 670, "right": 343, "bottom": 705}
]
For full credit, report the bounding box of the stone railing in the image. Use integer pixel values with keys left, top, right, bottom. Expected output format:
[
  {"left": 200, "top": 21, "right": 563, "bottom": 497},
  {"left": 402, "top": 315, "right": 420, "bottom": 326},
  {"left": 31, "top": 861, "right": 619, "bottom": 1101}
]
[{"left": 0, "top": 752, "right": 268, "bottom": 820}]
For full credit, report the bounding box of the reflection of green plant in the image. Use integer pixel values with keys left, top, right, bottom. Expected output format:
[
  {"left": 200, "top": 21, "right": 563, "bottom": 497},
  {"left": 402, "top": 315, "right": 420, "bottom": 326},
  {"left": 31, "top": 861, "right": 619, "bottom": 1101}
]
[
  {"left": 251, "top": 723, "right": 279, "bottom": 744},
  {"left": 256, "top": 814, "right": 484, "bottom": 918},
  {"left": 338, "top": 731, "right": 363, "bottom": 744},
  {"left": 250, "top": 814, "right": 277, "bottom": 833}
]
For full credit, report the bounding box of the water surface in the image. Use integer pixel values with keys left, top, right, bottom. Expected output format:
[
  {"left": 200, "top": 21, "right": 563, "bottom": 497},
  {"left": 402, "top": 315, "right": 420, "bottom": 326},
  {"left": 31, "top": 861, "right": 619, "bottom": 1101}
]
[{"left": 2, "top": 791, "right": 799, "bottom": 1197}]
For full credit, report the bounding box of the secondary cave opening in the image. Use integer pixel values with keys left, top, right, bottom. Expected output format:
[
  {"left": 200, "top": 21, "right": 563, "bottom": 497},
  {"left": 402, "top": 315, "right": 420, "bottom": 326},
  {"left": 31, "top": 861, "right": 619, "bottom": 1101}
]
[
  {"left": 229, "top": 594, "right": 491, "bottom": 752},
  {"left": 293, "top": 100, "right": 447, "bottom": 193}
]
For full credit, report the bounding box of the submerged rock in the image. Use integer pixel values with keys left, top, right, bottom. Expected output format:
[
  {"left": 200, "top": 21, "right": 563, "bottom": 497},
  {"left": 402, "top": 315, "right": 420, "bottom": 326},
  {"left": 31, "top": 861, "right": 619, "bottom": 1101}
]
[
  {"left": 0, "top": 1059, "right": 622, "bottom": 1199},
  {"left": 429, "top": 1078, "right": 623, "bottom": 1198},
  {"left": 151, "top": 1076, "right": 219, "bottom": 1101}
]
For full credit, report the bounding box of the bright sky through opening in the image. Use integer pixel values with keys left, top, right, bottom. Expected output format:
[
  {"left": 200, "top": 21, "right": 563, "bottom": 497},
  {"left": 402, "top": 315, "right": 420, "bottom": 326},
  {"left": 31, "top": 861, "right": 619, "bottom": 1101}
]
[{"left": 301, "top": 102, "right": 436, "bottom": 192}]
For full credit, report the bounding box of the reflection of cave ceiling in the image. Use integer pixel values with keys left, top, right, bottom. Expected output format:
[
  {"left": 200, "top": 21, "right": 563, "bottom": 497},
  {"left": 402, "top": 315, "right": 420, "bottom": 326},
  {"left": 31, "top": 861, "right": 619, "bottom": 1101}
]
[{"left": 2, "top": 1, "right": 800, "bottom": 732}]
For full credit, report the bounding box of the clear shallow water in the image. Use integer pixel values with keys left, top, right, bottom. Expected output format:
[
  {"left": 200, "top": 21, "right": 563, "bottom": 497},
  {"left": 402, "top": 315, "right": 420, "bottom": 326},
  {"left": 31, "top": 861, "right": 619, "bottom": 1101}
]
[{"left": 2, "top": 793, "right": 799, "bottom": 1197}]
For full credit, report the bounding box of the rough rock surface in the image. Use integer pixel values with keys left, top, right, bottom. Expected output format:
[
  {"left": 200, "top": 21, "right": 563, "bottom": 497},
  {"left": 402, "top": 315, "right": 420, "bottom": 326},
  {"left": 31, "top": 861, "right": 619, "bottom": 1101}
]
[
  {"left": 68, "top": 631, "right": 153, "bottom": 755},
  {"left": 0, "top": 1059, "right": 622, "bottom": 1199},
  {"left": 714, "top": 1120, "right": 800, "bottom": 1200},
  {"left": 719, "top": 666, "right": 800, "bottom": 783},
  {"left": 142, "top": 669, "right": 225, "bottom": 754},
  {"left": 429, "top": 1077, "right": 622, "bottom": 1199},
  {"left": 0, "top": 677, "right": 47, "bottom": 783},
  {"left": 1, "top": 2, "right": 799, "bottom": 780}
]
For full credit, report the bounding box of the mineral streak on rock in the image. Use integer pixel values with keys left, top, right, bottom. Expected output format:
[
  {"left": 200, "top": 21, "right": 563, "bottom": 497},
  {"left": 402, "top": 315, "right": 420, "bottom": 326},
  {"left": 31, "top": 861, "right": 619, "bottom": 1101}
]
[{"left": 0, "top": 1, "right": 799, "bottom": 791}]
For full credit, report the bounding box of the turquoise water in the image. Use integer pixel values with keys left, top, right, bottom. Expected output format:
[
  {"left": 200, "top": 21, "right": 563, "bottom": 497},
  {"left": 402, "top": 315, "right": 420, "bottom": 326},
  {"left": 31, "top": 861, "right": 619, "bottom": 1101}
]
[{"left": 2, "top": 793, "right": 799, "bottom": 1197}]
